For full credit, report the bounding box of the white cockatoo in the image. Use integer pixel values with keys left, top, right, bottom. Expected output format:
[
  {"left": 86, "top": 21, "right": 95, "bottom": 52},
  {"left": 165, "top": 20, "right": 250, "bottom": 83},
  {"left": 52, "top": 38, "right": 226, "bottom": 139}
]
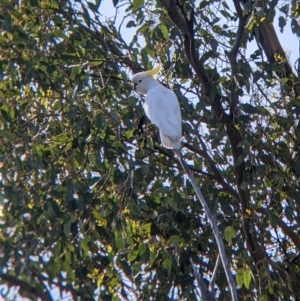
[{"left": 132, "top": 65, "right": 182, "bottom": 149}]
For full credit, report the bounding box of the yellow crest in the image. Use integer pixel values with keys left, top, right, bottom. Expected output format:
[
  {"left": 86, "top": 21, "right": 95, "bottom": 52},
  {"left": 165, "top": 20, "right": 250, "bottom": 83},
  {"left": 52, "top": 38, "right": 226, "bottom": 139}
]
[{"left": 144, "top": 64, "right": 161, "bottom": 77}]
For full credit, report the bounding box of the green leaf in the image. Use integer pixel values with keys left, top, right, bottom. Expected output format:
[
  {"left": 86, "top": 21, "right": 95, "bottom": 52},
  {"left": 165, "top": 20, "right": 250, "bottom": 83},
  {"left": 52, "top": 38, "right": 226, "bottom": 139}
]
[
  {"left": 278, "top": 16, "right": 287, "bottom": 33},
  {"left": 67, "top": 107, "right": 77, "bottom": 120},
  {"left": 210, "top": 83, "right": 219, "bottom": 101},
  {"left": 168, "top": 235, "right": 184, "bottom": 244},
  {"left": 236, "top": 269, "right": 244, "bottom": 287},
  {"left": 72, "top": 138, "right": 79, "bottom": 149},
  {"left": 95, "top": 113, "right": 107, "bottom": 129},
  {"left": 256, "top": 7, "right": 265, "bottom": 18},
  {"left": 291, "top": 97, "right": 300, "bottom": 107},
  {"left": 147, "top": 137, "right": 154, "bottom": 149},
  {"left": 0, "top": 129, "right": 14, "bottom": 140},
  {"left": 199, "top": 0, "right": 209, "bottom": 9},
  {"left": 0, "top": 0, "right": 299, "bottom": 297},
  {"left": 240, "top": 103, "right": 258, "bottom": 114},
  {"left": 120, "top": 260, "right": 132, "bottom": 278},
  {"left": 236, "top": 268, "right": 251, "bottom": 289},
  {"left": 87, "top": 1, "right": 97, "bottom": 11},
  {"left": 115, "top": 232, "right": 124, "bottom": 250},
  {"left": 1, "top": 106, "right": 14, "bottom": 121},
  {"left": 132, "top": 0, "right": 144, "bottom": 10},
  {"left": 140, "top": 223, "right": 151, "bottom": 236},
  {"left": 268, "top": 212, "right": 279, "bottom": 228},
  {"left": 259, "top": 265, "right": 268, "bottom": 279},
  {"left": 240, "top": 181, "right": 249, "bottom": 190},
  {"left": 280, "top": 77, "right": 289, "bottom": 84},
  {"left": 92, "top": 209, "right": 107, "bottom": 227},
  {"left": 89, "top": 60, "right": 104, "bottom": 66},
  {"left": 95, "top": 0, "right": 101, "bottom": 10},
  {"left": 243, "top": 2, "right": 252, "bottom": 16},
  {"left": 236, "top": 151, "right": 248, "bottom": 165},
  {"left": 224, "top": 226, "right": 237, "bottom": 244},
  {"left": 162, "top": 254, "right": 172, "bottom": 273},
  {"left": 70, "top": 66, "right": 82, "bottom": 80},
  {"left": 80, "top": 238, "right": 89, "bottom": 258},
  {"left": 243, "top": 269, "right": 251, "bottom": 289},
  {"left": 149, "top": 246, "right": 157, "bottom": 264},
  {"left": 210, "top": 38, "right": 218, "bottom": 51},
  {"left": 158, "top": 24, "right": 169, "bottom": 40},
  {"left": 63, "top": 219, "right": 71, "bottom": 237},
  {"left": 126, "top": 20, "right": 136, "bottom": 28},
  {"left": 128, "top": 249, "right": 139, "bottom": 262},
  {"left": 49, "top": 0, "right": 59, "bottom": 9},
  {"left": 237, "top": 140, "right": 251, "bottom": 149},
  {"left": 259, "top": 295, "right": 268, "bottom": 301},
  {"left": 284, "top": 206, "right": 295, "bottom": 222},
  {"left": 138, "top": 243, "right": 147, "bottom": 256},
  {"left": 292, "top": 161, "right": 300, "bottom": 175}
]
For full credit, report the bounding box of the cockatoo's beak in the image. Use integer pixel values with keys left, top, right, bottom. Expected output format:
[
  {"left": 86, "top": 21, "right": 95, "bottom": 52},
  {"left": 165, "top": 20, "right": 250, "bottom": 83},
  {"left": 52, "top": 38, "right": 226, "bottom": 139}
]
[{"left": 133, "top": 83, "right": 137, "bottom": 91}]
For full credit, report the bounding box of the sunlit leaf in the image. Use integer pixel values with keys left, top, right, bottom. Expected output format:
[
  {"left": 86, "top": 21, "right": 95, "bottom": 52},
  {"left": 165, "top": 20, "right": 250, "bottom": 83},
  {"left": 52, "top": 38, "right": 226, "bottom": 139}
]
[
  {"left": 158, "top": 24, "right": 169, "bottom": 40},
  {"left": 224, "top": 226, "right": 237, "bottom": 244}
]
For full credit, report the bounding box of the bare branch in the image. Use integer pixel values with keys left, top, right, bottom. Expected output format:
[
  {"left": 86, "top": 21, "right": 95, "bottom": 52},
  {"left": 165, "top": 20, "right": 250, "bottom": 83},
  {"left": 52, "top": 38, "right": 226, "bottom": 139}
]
[
  {"left": 225, "top": 0, "right": 247, "bottom": 111},
  {"left": 233, "top": 0, "right": 243, "bottom": 17},
  {"left": 174, "top": 150, "right": 239, "bottom": 301},
  {"left": 208, "top": 255, "right": 220, "bottom": 296},
  {"left": 159, "top": 0, "right": 232, "bottom": 125},
  {"left": 190, "top": 258, "right": 213, "bottom": 301},
  {"left": 225, "top": 10, "right": 246, "bottom": 75},
  {"left": 154, "top": 143, "right": 214, "bottom": 179}
]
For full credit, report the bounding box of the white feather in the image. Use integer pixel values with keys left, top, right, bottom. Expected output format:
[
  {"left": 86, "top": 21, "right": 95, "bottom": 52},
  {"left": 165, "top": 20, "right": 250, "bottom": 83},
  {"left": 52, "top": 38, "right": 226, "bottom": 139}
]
[
  {"left": 144, "top": 85, "right": 181, "bottom": 149},
  {"left": 132, "top": 71, "right": 182, "bottom": 149}
]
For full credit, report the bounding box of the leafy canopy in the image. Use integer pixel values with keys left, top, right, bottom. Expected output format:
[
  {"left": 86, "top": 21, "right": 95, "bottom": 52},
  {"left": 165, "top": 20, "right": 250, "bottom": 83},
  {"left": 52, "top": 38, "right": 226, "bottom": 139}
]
[{"left": 1, "top": 0, "right": 300, "bottom": 300}]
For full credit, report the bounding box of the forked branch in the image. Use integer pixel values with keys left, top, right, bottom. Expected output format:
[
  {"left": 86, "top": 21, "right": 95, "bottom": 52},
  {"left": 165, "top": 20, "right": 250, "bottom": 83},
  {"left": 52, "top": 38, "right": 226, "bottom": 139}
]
[{"left": 190, "top": 258, "right": 213, "bottom": 301}]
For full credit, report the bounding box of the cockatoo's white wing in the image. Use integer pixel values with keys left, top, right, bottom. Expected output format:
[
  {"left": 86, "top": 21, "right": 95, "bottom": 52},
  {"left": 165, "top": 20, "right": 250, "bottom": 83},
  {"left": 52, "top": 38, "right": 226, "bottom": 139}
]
[{"left": 144, "top": 87, "right": 181, "bottom": 148}]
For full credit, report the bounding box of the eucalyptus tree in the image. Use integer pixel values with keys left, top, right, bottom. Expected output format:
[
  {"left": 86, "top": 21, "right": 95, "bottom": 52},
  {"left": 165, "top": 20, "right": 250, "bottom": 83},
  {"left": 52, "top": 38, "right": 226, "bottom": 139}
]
[{"left": 1, "top": 0, "right": 300, "bottom": 300}]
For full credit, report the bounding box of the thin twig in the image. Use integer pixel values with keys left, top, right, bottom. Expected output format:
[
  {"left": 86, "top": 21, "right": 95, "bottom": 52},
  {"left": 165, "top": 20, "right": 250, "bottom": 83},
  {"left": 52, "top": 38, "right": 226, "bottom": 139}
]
[
  {"left": 190, "top": 258, "right": 212, "bottom": 301},
  {"left": 208, "top": 255, "right": 220, "bottom": 296}
]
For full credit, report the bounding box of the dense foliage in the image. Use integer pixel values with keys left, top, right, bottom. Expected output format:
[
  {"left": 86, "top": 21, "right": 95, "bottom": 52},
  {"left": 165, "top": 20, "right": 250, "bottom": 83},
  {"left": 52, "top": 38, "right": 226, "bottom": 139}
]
[{"left": 1, "top": 0, "right": 300, "bottom": 300}]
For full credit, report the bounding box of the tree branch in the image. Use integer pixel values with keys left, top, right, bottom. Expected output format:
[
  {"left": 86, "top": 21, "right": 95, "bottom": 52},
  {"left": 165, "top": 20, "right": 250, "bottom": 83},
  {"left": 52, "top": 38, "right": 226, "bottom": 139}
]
[
  {"left": 174, "top": 150, "right": 239, "bottom": 301},
  {"left": 0, "top": 273, "right": 54, "bottom": 301},
  {"left": 239, "top": 0, "right": 300, "bottom": 96},
  {"left": 78, "top": 23, "right": 143, "bottom": 74},
  {"left": 225, "top": 0, "right": 247, "bottom": 110},
  {"left": 154, "top": 143, "right": 214, "bottom": 179},
  {"left": 159, "top": 0, "right": 265, "bottom": 282},
  {"left": 226, "top": 3, "right": 246, "bottom": 75},
  {"left": 183, "top": 142, "right": 239, "bottom": 199},
  {"left": 256, "top": 208, "right": 300, "bottom": 250},
  {"left": 208, "top": 255, "right": 220, "bottom": 296},
  {"left": 32, "top": 269, "right": 95, "bottom": 301},
  {"left": 190, "top": 258, "right": 213, "bottom": 301}
]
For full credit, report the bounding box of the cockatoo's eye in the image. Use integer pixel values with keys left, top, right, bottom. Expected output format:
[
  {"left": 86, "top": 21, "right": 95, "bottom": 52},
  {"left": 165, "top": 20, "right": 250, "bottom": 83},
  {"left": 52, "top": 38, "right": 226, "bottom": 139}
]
[{"left": 139, "top": 80, "right": 142, "bottom": 82}]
